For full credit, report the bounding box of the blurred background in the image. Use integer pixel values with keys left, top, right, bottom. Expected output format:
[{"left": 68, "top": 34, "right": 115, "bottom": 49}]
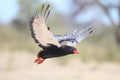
[{"left": 0, "top": 0, "right": 120, "bottom": 80}]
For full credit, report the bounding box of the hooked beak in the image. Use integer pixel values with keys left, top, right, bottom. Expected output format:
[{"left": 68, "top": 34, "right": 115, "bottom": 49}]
[{"left": 73, "top": 50, "right": 79, "bottom": 54}]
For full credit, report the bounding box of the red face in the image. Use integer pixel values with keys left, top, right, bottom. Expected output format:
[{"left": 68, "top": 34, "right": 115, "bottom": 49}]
[
  {"left": 73, "top": 49, "right": 79, "bottom": 54},
  {"left": 62, "top": 45, "right": 79, "bottom": 54}
]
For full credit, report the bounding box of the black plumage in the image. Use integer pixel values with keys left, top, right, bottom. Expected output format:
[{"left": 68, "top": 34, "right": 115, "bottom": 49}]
[{"left": 37, "top": 44, "right": 77, "bottom": 59}]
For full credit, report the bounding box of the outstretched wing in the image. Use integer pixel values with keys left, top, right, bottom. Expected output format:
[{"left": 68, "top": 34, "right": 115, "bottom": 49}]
[
  {"left": 30, "top": 4, "right": 61, "bottom": 49},
  {"left": 55, "top": 26, "right": 93, "bottom": 46}
]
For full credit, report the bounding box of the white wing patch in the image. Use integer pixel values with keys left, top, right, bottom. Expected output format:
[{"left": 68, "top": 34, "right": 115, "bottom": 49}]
[{"left": 30, "top": 4, "right": 61, "bottom": 48}]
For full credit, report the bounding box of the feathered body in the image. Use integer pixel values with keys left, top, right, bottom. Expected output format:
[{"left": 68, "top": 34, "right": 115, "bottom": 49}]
[
  {"left": 29, "top": 4, "right": 93, "bottom": 64},
  {"left": 37, "top": 44, "right": 77, "bottom": 59}
]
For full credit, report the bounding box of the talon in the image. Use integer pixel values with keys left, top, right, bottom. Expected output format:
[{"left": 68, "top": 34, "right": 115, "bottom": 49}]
[
  {"left": 34, "top": 57, "right": 44, "bottom": 64},
  {"left": 34, "top": 58, "right": 40, "bottom": 63}
]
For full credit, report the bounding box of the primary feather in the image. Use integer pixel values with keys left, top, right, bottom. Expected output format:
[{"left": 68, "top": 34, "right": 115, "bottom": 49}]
[
  {"left": 30, "top": 4, "right": 61, "bottom": 49},
  {"left": 54, "top": 26, "right": 93, "bottom": 46}
]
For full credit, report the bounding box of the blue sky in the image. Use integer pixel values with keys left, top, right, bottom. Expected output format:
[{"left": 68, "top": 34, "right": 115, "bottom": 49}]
[
  {"left": 0, "top": 0, "right": 119, "bottom": 24},
  {"left": 0, "top": 0, "right": 19, "bottom": 23},
  {"left": 0, "top": 0, "right": 71, "bottom": 24}
]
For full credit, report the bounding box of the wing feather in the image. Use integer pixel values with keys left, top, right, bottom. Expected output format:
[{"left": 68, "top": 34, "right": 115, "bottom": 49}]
[
  {"left": 30, "top": 4, "right": 61, "bottom": 49},
  {"left": 55, "top": 26, "right": 93, "bottom": 46}
]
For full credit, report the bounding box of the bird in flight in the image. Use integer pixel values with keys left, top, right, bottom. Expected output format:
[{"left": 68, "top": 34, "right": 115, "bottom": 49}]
[{"left": 29, "top": 4, "right": 93, "bottom": 64}]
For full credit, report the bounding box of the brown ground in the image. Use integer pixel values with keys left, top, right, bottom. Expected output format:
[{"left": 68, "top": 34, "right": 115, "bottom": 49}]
[{"left": 0, "top": 50, "right": 120, "bottom": 80}]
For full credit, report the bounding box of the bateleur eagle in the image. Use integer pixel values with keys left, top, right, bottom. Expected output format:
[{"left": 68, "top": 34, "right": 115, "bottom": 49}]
[{"left": 29, "top": 4, "right": 93, "bottom": 64}]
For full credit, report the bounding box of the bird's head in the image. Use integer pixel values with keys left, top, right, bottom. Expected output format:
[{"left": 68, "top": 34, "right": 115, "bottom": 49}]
[{"left": 62, "top": 45, "right": 79, "bottom": 54}]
